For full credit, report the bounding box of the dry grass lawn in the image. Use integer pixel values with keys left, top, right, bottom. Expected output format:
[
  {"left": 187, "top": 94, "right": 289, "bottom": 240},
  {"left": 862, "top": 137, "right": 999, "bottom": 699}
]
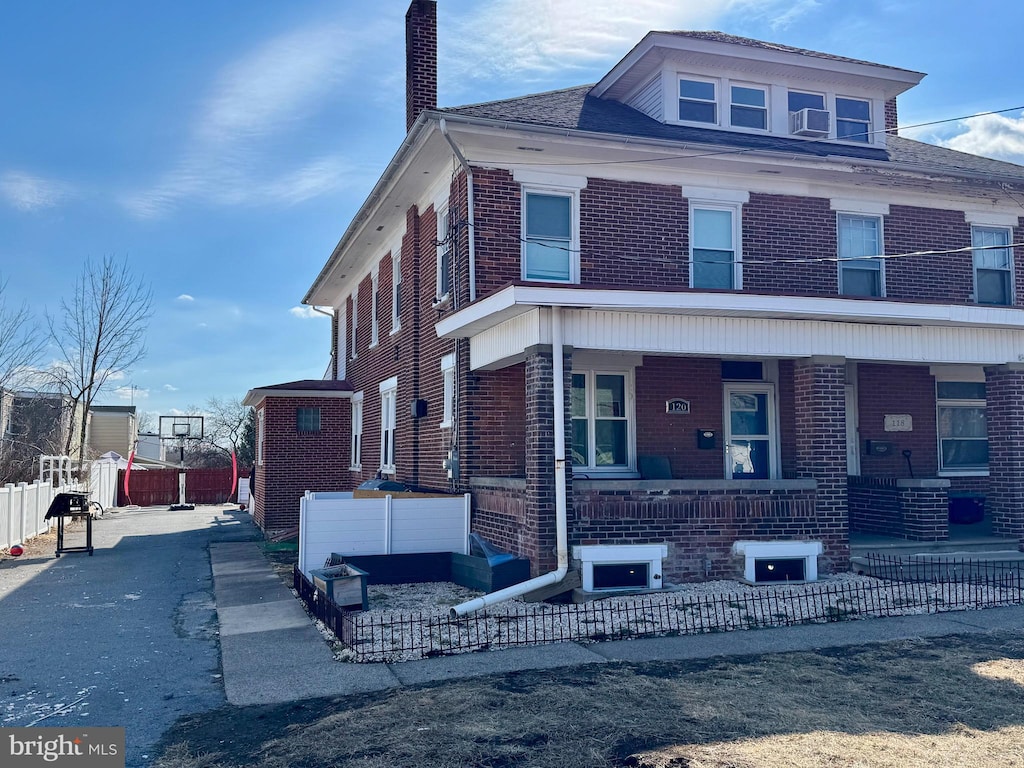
[{"left": 154, "top": 629, "right": 1024, "bottom": 768}]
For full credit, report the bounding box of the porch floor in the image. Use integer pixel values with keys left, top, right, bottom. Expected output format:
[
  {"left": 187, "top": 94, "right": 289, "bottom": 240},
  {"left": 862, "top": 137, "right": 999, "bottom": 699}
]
[{"left": 850, "top": 517, "right": 1022, "bottom": 560}]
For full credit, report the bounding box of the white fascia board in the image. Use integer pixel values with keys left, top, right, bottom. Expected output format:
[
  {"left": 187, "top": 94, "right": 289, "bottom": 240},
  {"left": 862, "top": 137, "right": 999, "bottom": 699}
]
[{"left": 436, "top": 284, "right": 1024, "bottom": 339}]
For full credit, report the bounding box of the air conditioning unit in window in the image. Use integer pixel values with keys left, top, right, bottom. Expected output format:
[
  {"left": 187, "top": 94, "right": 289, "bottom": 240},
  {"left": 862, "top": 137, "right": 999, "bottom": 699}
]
[{"left": 790, "top": 108, "right": 831, "bottom": 137}]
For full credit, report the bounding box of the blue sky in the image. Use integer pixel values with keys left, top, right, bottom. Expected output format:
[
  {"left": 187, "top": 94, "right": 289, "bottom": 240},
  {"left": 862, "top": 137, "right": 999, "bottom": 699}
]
[{"left": 3, "top": 0, "right": 1023, "bottom": 424}]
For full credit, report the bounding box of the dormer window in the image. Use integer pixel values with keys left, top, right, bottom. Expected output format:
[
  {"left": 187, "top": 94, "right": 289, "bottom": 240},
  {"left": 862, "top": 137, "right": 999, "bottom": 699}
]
[
  {"left": 678, "top": 78, "right": 717, "bottom": 124},
  {"left": 788, "top": 90, "right": 825, "bottom": 113},
  {"left": 730, "top": 85, "right": 767, "bottom": 130},
  {"left": 836, "top": 97, "right": 871, "bottom": 142}
]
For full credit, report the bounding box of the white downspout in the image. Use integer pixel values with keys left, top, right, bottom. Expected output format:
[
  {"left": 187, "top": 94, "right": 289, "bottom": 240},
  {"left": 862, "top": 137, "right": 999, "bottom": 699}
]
[
  {"left": 450, "top": 306, "right": 569, "bottom": 617},
  {"left": 439, "top": 118, "right": 476, "bottom": 302}
]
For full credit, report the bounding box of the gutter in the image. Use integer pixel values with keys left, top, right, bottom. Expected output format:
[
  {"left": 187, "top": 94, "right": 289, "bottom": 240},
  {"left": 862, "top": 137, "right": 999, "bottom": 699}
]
[
  {"left": 439, "top": 118, "right": 476, "bottom": 302},
  {"left": 451, "top": 306, "right": 569, "bottom": 617}
]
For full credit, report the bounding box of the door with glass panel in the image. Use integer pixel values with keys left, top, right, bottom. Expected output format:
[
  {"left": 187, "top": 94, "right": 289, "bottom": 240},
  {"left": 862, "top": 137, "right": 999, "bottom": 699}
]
[{"left": 724, "top": 384, "right": 777, "bottom": 479}]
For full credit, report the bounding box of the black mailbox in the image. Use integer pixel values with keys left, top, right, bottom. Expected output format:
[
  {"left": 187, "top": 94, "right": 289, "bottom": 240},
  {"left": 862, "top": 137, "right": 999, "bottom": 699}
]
[{"left": 696, "top": 429, "right": 716, "bottom": 450}]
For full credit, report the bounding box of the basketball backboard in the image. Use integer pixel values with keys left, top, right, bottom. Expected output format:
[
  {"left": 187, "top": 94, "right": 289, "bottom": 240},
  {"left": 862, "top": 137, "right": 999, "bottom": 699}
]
[{"left": 158, "top": 415, "right": 204, "bottom": 441}]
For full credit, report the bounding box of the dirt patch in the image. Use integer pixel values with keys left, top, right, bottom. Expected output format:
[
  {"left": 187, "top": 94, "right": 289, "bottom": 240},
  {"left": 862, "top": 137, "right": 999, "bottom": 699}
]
[{"left": 153, "top": 630, "right": 1024, "bottom": 768}]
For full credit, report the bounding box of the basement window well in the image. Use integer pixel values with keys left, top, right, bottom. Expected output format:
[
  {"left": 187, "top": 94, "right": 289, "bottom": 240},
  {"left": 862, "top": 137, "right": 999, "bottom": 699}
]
[
  {"left": 732, "top": 540, "right": 822, "bottom": 585},
  {"left": 574, "top": 544, "right": 667, "bottom": 592}
]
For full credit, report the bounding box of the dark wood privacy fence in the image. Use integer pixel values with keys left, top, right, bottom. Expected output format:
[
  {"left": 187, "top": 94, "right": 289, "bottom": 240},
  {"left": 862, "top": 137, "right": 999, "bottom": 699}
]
[{"left": 117, "top": 467, "right": 241, "bottom": 506}]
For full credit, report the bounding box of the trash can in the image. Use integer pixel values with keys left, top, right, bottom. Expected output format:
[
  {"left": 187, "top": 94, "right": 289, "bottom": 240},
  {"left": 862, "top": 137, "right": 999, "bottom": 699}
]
[{"left": 948, "top": 492, "right": 985, "bottom": 524}]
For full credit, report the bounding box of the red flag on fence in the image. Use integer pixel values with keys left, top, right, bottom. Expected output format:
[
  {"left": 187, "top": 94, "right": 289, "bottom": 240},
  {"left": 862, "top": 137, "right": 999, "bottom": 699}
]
[
  {"left": 230, "top": 451, "right": 238, "bottom": 500},
  {"left": 124, "top": 450, "right": 135, "bottom": 506}
]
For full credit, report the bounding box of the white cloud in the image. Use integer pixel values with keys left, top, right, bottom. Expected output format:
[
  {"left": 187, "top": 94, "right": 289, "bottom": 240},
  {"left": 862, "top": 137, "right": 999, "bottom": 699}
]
[
  {"left": 445, "top": 0, "right": 816, "bottom": 83},
  {"left": 106, "top": 371, "right": 127, "bottom": 382},
  {"left": 177, "top": 294, "right": 195, "bottom": 302},
  {"left": 941, "top": 112, "right": 1024, "bottom": 165},
  {"left": 163, "top": 384, "right": 179, "bottom": 391},
  {"left": 289, "top": 305, "right": 330, "bottom": 319},
  {"left": 114, "top": 385, "right": 148, "bottom": 401},
  {"left": 0, "top": 171, "right": 71, "bottom": 212},
  {"left": 122, "top": 19, "right": 368, "bottom": 218}
]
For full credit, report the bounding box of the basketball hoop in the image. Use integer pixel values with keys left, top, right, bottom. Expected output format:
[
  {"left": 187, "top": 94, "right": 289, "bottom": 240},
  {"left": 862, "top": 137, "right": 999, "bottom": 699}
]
[{"left": 158, "top": 416, "right": 205, "bottom": 510}]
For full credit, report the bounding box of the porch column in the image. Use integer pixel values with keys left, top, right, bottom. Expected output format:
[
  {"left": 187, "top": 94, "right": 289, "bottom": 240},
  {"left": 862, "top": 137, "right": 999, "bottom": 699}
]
[
  {"left": 793, "top": 356, "right": 849, "bottom": 568},
  {"left": 983, "top": 364, "right": 1024, "bottom": 539},
  {"left": 523, "top": 343, "right": 573, "bottom": 575}
]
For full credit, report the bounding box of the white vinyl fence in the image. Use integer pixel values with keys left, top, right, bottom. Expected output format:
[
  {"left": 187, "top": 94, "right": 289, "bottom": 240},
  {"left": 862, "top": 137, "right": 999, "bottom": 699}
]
[
  {"left": 0, "top": 481, "right": 81, "bottom": 551},
  {"left": 89, "top": 459, "right": 119, "bottom": 511},
  {"left": 299, "top": 491, "right": 471, "bottom": 577}
]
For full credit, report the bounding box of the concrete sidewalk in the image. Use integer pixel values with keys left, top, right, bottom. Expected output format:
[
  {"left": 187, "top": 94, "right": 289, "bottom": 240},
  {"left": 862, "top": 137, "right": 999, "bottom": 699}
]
[{"left": 210, "top": 541, "right": 1024, "bottom": 705}]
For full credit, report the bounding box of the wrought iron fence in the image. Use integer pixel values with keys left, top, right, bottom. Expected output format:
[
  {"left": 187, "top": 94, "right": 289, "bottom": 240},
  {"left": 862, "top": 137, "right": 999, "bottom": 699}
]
[{"left": 294, "top": 560, "right": 1024, "bottom": 664}]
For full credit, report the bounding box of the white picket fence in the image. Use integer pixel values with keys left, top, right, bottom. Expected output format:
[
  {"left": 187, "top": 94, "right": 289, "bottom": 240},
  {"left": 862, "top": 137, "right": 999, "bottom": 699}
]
[
  {"left": 298, "top": 491, "right": 471, "bottom": 577},
  {"left": 0, "top": 481, "right": 82, "bottom": 550}
]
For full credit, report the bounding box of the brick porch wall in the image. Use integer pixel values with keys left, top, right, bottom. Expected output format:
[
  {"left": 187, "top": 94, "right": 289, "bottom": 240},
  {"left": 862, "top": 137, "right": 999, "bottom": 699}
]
[
  {"left": 984, "top": 364, "right": 1024, "bottom": 540},
  {"left": 848, "top": 476, "right": 950, "bottom": 541}
]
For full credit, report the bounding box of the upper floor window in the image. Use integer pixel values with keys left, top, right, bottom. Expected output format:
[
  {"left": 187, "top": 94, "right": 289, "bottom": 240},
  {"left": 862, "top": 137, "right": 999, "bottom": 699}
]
[
  {"left": 679, "top": 78, "right": 717, "bottom": 124},
  {"left": 350, "top": 393, "right": 363, "bottom": 470},
  {"left": 440, "top": 353, "right": 455, "bottom": 429},
  {"left": 571, "top": 371, "right": 633, "bottom": 471},
  {"left": 691, "top": 205, "right": 740, "bottom": 289},
  {"left": 350, "top": 287, "right": 358, "bottom": 360},
  {"left": 436, "top": 205, "right": 452, "bottom": 301},
  {"left": 972, "top": 226, "right": 1013, "bottom": 306},
  {"left": 937, "top": 381, "right": 988, "bottom": 473},
  {"left": 522, "top": 189, "right": 578, "bottom": 282},
  {"left": 370, "top": 268, "right": 380, "bottom": 348},
  {"left": 788, "top": 90, "right": 825, "bottom": 112},
  {"left": 838, "top": 214, "right": 884, "bottom": 297},
  {"left": 296, "top": 407, "right": 321, "bottom": 433},
  {"left": 391, "top": 249, "right": 402, "bottom": 333},
  {"left": 730, "top": 85, "right": 767, "bottom": 130},
  {"left": 836, "top": 97, "right": 871, "bottom": 142}
]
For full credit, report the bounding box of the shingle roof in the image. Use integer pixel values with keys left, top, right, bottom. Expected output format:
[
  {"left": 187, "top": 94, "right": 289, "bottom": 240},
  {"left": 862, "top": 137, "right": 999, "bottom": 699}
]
[{"left": 441, "top": 86, "right": 1024, "bottom": 182}]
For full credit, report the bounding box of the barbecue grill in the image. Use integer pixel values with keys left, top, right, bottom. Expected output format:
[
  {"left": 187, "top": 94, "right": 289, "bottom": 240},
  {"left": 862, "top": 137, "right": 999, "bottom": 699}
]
[{"left": 45, "top": 492, "right": 94, "bottom": 557}]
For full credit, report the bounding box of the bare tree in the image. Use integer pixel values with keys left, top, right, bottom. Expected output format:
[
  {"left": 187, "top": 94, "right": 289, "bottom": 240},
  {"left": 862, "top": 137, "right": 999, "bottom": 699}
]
[
  {"left": 183, "top": 397, "right": 255, "bottom": 469},
  {"left": 47, "top": 256, "right": 152, "bottom": 471},
  {"left": 0, "top": 276, "right": 45, "bottom": 391}
]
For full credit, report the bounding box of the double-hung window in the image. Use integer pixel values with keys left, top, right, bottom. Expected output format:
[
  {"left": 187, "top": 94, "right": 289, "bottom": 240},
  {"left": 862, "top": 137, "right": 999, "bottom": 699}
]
[
  {"left": 440, "top": 354, "right": 455, "bottom": 429},
  {"left": 937, "top": 381, "right": 988, "bottom": 473},
  {"left": 350, "top": 287, "right": 359, "bottom": 360},
  {"left": 788, "top": 91, "right": 825, "bottom": 113},
  {"left": 730, "top": 85, "right": 767, "bottom": 130},
  {"left": 571, "top": 371, "right": 633, "bottom": 471},
  {"left": 522, "top": 189, "right": 577, "bottom": 283},
  {"left": 972, "top": 226, "right": 1013, "bottom": 305},
  {"left": 691, "top": 205, "right": 739, "bottom": 289},
  {"left": 350, "top": 393, "right": 363, "bottom": 470},
  {"left": 379, "top": 377, "right": 397, "bottom": 474},
  {"left": 836, "top": 97, "right": 871, "bottom": 142},
  {"left": 391, "top": 248, "right": 402, "bottom": 333},
  {"left": 679, "top": 78, "right": 717, "bottom": 124},
  {"left": 436, "top": 204, "right": 452, "bottom": 301},
  {"left": 370, "top": 267, "right": 379, "bottom": 348},
  {"left": 838, "top": 214, "right": 884, "bottom": 297}
]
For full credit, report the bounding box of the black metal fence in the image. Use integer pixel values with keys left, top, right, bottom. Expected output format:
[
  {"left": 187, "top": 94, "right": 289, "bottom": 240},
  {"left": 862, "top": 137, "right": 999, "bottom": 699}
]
[{"left": 294, "top": 560, "right": 1024, "bottom": 664}]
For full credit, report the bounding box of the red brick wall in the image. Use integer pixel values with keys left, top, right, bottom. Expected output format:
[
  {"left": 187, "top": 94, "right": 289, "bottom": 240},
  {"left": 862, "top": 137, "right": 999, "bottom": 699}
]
[
  {"left": 857, "top": 363, "right": 938, "bottom": 477},
  {"left": 256, "top": 396, "right": 350, "bottom": 531},
  {"left": 743, "top": 194, "right": 838, "bottom": 295},
  {"left": 884, "top": 205, "right": 971, "bottom": 302}
]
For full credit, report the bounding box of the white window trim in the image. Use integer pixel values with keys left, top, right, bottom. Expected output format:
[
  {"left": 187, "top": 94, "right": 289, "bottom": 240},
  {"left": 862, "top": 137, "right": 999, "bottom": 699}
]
[
  {"left": 391, "top": 241, "right": 402, "bottom": 335},
  {"left": 837, "top": 212, "right": 885, "bottom": 298},
  {"left": 570, "top": 368, "right": 636, "bottom": 475},
  {"left": 435, "top": 202, "right": 452, "bottom": 306},
  {"left": 934, "top": 371, "right": 989, "bottom": 477},
  {"left": 369, "top": 267, "right": 380, "bottom": 349},
  {"left": 520, "top": 183, "right": 582, "bottom": 284},
  {"left": 440, "top": 353, "right": 455, "bottom": 429},
  {"left": 728, "top": 81, "right": 769, "bottom": 133},
  {"left": 336, "top": 303, "right": 347, "bottom": 380},
  {"left": 677, "top": 74, "right": 719, "bottom": 126},
  {"left": 379, "top": 376, "right": 398, "bottom": 475},
  {"left": 689, "top": 200, "right": 744, "bottom": 290},
  {"left": 971, "top": 225, "right": 1014, "bottom": 306},
  {"left": 835, "top": 95, "right": 872, "bottom": 144},
  {"left": 350, "top": 392, "right": 364, "bottom": 471},
  {"left": 256, "top": 408, "right": 265, "bottom": 466},
  {"left": 350, "top": 287, "right": 359, "bottom": 360}
]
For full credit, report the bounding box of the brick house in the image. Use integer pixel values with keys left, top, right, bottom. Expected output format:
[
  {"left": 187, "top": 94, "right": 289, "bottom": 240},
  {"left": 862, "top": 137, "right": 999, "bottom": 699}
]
[{"left": 247, "top": 1, "right": 1024, "bottom": 588}]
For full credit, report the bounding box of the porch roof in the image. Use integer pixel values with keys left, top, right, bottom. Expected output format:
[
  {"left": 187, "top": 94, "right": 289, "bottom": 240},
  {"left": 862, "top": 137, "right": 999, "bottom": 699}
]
[
  {"left": 436, "top": 284, "right": 1024, "bottom": 339},
  {"left": 242, "top": 379, "right": 354, "bottom": 407}
]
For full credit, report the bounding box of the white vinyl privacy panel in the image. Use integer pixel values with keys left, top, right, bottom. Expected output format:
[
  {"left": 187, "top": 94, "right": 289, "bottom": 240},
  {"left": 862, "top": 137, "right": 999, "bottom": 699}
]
[{"left": 298, "top": 492, "right": 470, "bottom": 577}]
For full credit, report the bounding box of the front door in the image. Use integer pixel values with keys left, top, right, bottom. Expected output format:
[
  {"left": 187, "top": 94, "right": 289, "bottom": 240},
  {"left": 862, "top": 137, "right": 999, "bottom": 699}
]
[{"left": 724, "top": 383, "right": 777, "bottom": 479}]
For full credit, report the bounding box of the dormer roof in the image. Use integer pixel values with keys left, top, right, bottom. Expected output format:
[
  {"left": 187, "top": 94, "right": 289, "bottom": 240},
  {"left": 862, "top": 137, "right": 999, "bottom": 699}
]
[{"left": 591, "top": 30, "right": 925, "bottom": 103}]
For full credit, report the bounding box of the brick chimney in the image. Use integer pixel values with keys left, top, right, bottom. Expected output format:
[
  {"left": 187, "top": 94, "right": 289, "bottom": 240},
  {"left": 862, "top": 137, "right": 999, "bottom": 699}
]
[{"left": 406, "top": 0, "right": 437, "bottom": 132}]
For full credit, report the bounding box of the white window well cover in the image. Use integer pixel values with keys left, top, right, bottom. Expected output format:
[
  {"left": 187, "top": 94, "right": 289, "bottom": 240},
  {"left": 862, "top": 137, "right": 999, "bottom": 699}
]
[
  {"left": 573, "top": 544, "right": 667, "bottom": 592},
  {"left": 732, "top": 540, "right": 822, "bottom": 584}
]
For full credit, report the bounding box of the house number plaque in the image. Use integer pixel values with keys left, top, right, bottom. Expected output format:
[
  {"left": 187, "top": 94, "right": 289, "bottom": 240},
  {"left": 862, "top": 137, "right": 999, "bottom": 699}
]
[
  {"left": 666, "top": 399, "right": 691, "bottom": 414},
  {"left": 884, "top": 414, "right": 913, "bottom": 432}
]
